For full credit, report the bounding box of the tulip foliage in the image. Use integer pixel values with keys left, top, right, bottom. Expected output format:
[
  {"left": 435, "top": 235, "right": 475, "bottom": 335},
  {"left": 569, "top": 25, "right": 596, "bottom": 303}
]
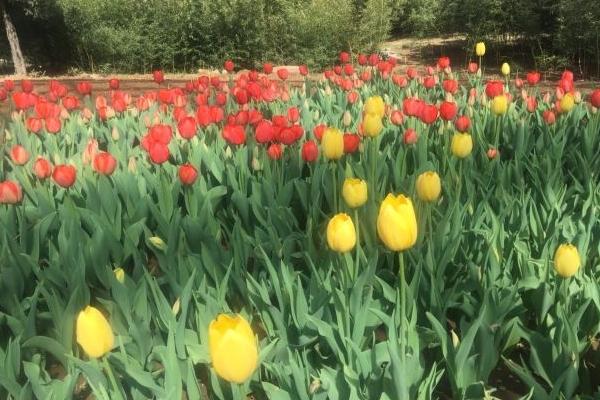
[{"left": 1, "top": 57, "right": 600, "bottom": 400}]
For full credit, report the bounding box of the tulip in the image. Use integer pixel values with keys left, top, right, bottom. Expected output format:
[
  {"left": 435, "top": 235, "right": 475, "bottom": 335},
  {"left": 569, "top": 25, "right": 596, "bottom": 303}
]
[
  {"left": 179, "top": 164, "right": 198, "bottom": 186},
  {"left": 559, "top": 93, "right": 575, "bottom": 113},
  {"left": 526, "top": 71, "right": 540, "bottom": 86},
  {"left": 153, "top": 70, "right": 165, "bottom": 84},
  {"left": 267, "top": 143, "right": 283, "bottom": 160},
  {"left": 475, "top": 42, "right": 486, "bottom": 57},
  {"left": 451, "top": 133, "right": 473, "bottom": 158},
  {"left": 33, "top": 157, "right": 52, "bottom": 179},
  {"left": 416, "top": 171, "right": 441, "bottom": 203},
  {"left": 439, "top": 101, "right": 457, "bottom": 121},
  {"left": 455, "top": 115, "right": 471, "bottom": 132},
  {"left": 590, "top": 89, "right": 600, "bottom": 108},
  {"left": 501, "top": 63, "right": 510, "bottom": 76},
  {"left": 10, "top": 145, "right": 30, "bottom": 165},
  {"left": 76, "top": 306, "right": 114, "bottom": 358},
  {"left": 491, "top": 95, "right": 508, "bottom": 115},
  {"left": 487, "top": 148, "right": 498, "bottom": 159},
  {"left": 178, "top": 116, "right": 197, "bottom": 139},
  {"left": 113, "top": 268, "right": 125, "bottom": 283},
  {"left": 343, "top": 134, "right": 360, "bottom": 153},
  {"left": 93, "top": 152, "right": 117, "bottom": 176},
  {"left": 554, "top": 244, "right": 580, "bottom": 278},
  {"left": 321, "top": 128, "right": 344, "bottom": 160},
  {"left": 364, "top": 96, "right": 385, "bottom": 118},
  {"left": 377, "top": 194, "right": 418, "bottom": 251},
  {"left": 52, "top": 165, "right": 77, "bottom": 188},
  {"left": 403, "top": 128, "right": 418, "bottom": 145},
  {"left": 362, "top": 113, "right": 383, "bottom": 137},
  {"left": 342, "top": 178, "right": 367, "bottom": 208},
  {"left": 0, "top": 180, "right": 23, "bottom": 204},
  {"left": 326, "top": 213, "right": 356, "bottom": 252},
  {"left": 301, "top": 140, "right": 319, "bottom": 162},
  {"left": 209, "top": 314, "right": 258, "bottom": 383},
  {"left": 224, "top": 60, "right": 235, "bottom": 73}
]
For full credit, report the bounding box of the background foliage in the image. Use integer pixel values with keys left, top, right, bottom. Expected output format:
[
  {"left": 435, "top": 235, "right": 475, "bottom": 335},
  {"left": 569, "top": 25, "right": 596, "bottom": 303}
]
[{"left": 1, "top": 0, "right": 599, "bottom": 75}]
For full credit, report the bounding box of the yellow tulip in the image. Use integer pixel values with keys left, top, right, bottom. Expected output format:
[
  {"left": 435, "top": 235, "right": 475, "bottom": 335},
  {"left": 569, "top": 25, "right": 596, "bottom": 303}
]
[
  {"left": 364, "top": 96, "right": 385, "bottom": 118},
  {"left": 342, "top": 178, "right": 367, "bottom": 208},
  {"left": 416, "top": 171, "right": 441, "bottom": 203},
  {"left": 475, "top": 42, "right": 486, "bottom": 57},
  {"left": 149, "top": 236, "right": 166, "bottom": 251},
  {"left": 326, "top": 213, "right": 356, "bottom": 252},
  {"left": 554, "top": 244, "right": 580, "bottom": 278},
  {"left": 451, "top": 133, "right": 473, "bottom": 158},
  {"left": 321, "top": 127, "right": 344, "bottom": 160},
  {"left": 209, "top": 314, "right": 258, "bottom": 383},
  {"left": 113, "top": 267, "right": 125, "bottom": 283},
  {"left": 377, "top": 194, "right": 418, "bottom": 251},
  {"left": 362, "top": 113, "right": 383, "bottom": 137},
  {"left": 501, "top": 62, "right": 510, "bottom": 76},
  {"left": 491, "top": 95, "right": 508, "bottom": 115},
  {"left": 560, "top": 93, "right": 575, "bottom": 113},
  {"left": 76, "top": 306, "right": 114, "bottom": 358}
]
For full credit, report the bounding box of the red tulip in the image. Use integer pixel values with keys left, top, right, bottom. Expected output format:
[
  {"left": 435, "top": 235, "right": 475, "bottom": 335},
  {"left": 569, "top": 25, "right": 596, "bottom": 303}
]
[
  {"left": 263, "top": 63, "right": 273, "bottom": 74},
  {"left": 526, "top": 97, "right": 538, "bottom": 113},
  {"left": 561, "top": 70, "right": 574, "bottom": 82},
  {"left": 178, "top": 116, "right": 197, "bottom": 140},
  {"left": 467, "top": 62, "right": 478, "bottom": 74},
  {"left": 423, "top": 76, "right": 436, "bottom": 89},
  {"left": 403, "top": 97, "right": 424, "bottom": 117},
  {"left": 109, "top": 78, "right": 120, "bottom": 90},
  {"left": 253, "top": 120, "right": 273, "bottom": 144},
  {"left": 0, "top": 88, "right": 6, "bottom": 101},
  {"left": 301, "top": 140, "right": 319, "bottom": 162},
  {"left": 543, "top": 110, "right": 556, "bottom": 125},
  {"left": 442, "top": 79, "right": 459, "bottom": 94},
  {"left": 343, "top": 134, "right": 360, "bottom": 153},
  {"left": 93, "top": 152, "right": 117, "bottom": 175},
  {"left": 224, "top": 60, "right": 235, "bottom": 73},
  {"left": 13, "top": 91, "right": 35, "bottom": 110},
  {"left": 406, "top": 67, "right": 418, "bottom": 79},
  {"left": 439, "top": 101, "right": 457, "bottom": 121},
  {"left": 75, "top": 82, "right": 92, "bottom": 96},
  {"left": 33, "top": 157, "right": 52, "bottom": 179},
  {"left": 390, "top": 110, "right": 404, "bottom": 126},
  {"left": 52, "top": 165, "right": 77, "bottom": 188},
  {"left": 313, "top": 124, "right": 327, "bottom": 141},
  {"left": 3, "top": 79, "right": 15, "bottom": 91},
  {"left": 0, "top": 180, "right": 23, "bottom": 204},
  {"left": 333, "top": 65, "right": 342, "bottom": 76},
  {"left": 21, "top": 79, "right": 34, "bottom": 93},
  {"left": 222, "top": 124, "right": 246, "bottom": 145},
  {"left": 437, "top": 56, "right": 450, "bottom": 69},
  {"left": 425, "top": 66, "right": 435, "bottom": 76},
  {"left": 515, "top": 78, "right": 524, "bottom": 88},
  {"left": 558, "top": 78, "right": 574, "bottom": 94},
  {"left": 299, "top": 65, "right": 309, "bottom": 76},
  {"left": 485, "top": 80, "right": 504, "bottom": 98},
  {"left": 590, "top": 89, "right": 600, "bottom": 108},
  {"left": 343, "top": 64, "right": 354, "bottom": 76},
  {"left": 10, "top": 145, "right": 29, "bottom": 165},
  {"left": 454, "top": 115, "right": 471, "bottom": 132},
  {"left": 368, "top": 53, "right": 379, "bottom": 66},
  {"left": 487, "top": 148, "right": 498, "bottom": 159},
  {"left": 287, "top": 107, "right": 300, "bottom": 123},
  {"left": 26, "top": 117, "right": 43, "bottom": 134},
  {"left": 358, "top": 54, "right": 368, "bottom": 66},
  {"left": 403, "top": 128, "right": 418, "bottom": 145},
  {"left": 392, "top": 74, "right": 408, "bottom": 87},
  {"left": 45, "top": 117, "right": 61, "bottom": 134},
  {"left": 267, "top": 143, "right": 283, "bottom": 160},
  {"left": 149, "top": 143, "right": 170, "bottom": 164},
  {"left": 339, "top": 51, "right": 350, "bottom": 64},
  {"left": 419, "top": 104, "right": 438, "bottom": 124},
  {"left": 526, "top": 71, "right": 540, "bottom": 86},
  {"left": 277, "top": 68, "right": 289, "bottom": 81},
  {"left": 153, "top": 70, "right": 165, "bottom": 84},
  {"left": 347, "top": 91, "right": 359, "bottom": 104},
  {"left": 179, "top": 164, "right": 198, "bottom": 185},
  {"left": 62, "top": 96, "right": 80, "bottom": 111}
]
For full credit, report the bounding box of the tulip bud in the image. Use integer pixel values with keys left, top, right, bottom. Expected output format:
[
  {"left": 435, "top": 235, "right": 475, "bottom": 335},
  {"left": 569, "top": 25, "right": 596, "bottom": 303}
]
[
  {"left": 321, "top": 128, "right": 344, "bottom": 160},
  {"left": 377, "top": 194, "right": 418, "bottom": 251},
  {"left": 76, "top": 306, "right": 114, "bottom": 358},
  {"left": 451, "top": 330, "right": 460, "bottom": 348},
  {"left": 149, "top": 236, "right": 166, "bottom": 251},
  {"left": 209, "top": 314, "right": 258, "bottom": 383},
  {"left": 487, "top": 148, "right": 498, "bottom": 159},
  {"left": 501, "top": 63, "right": 510, "bottom": 76},
  {"left": 342, "top": 111, "right": 352, "bottom": 127},
  {"left": 111, "top": 127, "right": 120, "bottom": 141},
  {"left": 451, "top": 133, "right": 473, "bottom": 158},
  {"left": 416, "top": 171, "right": 441, "bottom": 203},
  {"left": 403, "top": 128, "right": 418, "bottom": 145},
  {"left": 326, "top": 213, "right": 356, "bottom": 252},
  {"left": 554, "top": 244, "right": 581, "bottom": 278},
  {"left": 342, "top": 178, "right": 367, "bottom": 208},
  {"left": 128, "top": 156, "right": 137, "bottom": 173},
  {"left": 224, "top": 146, "right": 233, "bottom": 159},
  {"left": 475, "top": 42, "right": 486, "bottom": 57},
  {"left": 113, "top": 267, "right": 125, "bottom": 283},
  {"left": 251, "top": 156, "right": 262, "bottom": 171}
]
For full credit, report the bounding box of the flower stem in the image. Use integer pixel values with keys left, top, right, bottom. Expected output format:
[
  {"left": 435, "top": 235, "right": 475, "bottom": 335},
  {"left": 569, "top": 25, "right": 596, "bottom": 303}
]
[
  {"left": 332, "top": 162, "right": 338, "bottom": 212},
  {"left": 354, "top": 208, "right": 360, "bottom": 280},
  {"left": 398, "top": 251, "right": 406, "bottom": 365},
  {"left": 102, "top": 356, "right": 123, "bottom": 400}
]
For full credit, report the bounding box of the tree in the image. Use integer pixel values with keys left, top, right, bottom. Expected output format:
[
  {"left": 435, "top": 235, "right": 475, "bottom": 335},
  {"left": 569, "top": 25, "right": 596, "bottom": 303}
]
[{"left": 1, "top": 0, "right": 26, "bottom": 74}]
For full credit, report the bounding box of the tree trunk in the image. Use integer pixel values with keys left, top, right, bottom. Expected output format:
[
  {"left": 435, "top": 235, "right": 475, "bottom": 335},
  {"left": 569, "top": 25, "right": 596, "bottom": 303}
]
[{"left": 1, "top": 0, "right": 26, "bottom": 75}]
